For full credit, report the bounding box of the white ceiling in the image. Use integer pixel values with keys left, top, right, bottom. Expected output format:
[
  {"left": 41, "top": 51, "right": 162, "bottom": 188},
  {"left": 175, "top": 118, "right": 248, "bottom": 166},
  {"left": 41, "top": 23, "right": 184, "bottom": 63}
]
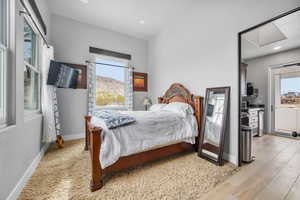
[
  {"left": 242, "top": 10, "right": 300, "bottom": 60},
  {"left": 47, "top": 0, "right": 196, "bottom": 40}
]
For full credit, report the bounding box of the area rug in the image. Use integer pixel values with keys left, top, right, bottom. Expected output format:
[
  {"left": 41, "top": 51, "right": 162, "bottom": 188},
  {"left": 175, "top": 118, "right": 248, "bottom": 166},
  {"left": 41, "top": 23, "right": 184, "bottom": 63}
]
[{"left": 18, "top": 139, "right": 238, "bottom": 200}]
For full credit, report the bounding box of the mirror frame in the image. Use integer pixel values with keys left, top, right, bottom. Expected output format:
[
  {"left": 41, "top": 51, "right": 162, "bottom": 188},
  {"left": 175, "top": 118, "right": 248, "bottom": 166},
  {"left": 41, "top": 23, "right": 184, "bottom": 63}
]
[{"left": 198, "top": 87, "right": 230, "bottom": 166}]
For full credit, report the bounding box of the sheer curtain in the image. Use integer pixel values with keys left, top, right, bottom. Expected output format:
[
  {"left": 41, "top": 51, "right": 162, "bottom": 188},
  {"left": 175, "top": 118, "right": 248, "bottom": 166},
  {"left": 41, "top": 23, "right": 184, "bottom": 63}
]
[
  {"left": 87, "top": 53, "right": 133, "bottom": 114},
  {"left": 41, "top": 45, "right": 61, "bottom": 142},
  {"left": 87, "top": 55, "right": 96, "bottom": 115},
  {"left": 125, "top": 65, "right": 134, "bottom": 111}
]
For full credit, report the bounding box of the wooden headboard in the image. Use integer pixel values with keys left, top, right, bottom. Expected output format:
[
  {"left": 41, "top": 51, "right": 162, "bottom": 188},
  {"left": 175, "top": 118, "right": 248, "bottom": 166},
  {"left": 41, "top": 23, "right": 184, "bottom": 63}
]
[{"left": 158, "top": 83, "right": 203, "bottom": 137}]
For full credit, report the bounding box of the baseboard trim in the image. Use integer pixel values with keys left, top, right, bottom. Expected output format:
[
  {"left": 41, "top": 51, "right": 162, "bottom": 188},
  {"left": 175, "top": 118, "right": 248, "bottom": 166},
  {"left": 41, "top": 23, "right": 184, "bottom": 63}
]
[
  {"left": 6, "top": 143, "right": 50, "bottom": 200},
  {"left": 223, "top": 152, "right": 238, "bottom": 166},
  {"left": 63, "top": 133, "right": 85, "bottom": 141}
]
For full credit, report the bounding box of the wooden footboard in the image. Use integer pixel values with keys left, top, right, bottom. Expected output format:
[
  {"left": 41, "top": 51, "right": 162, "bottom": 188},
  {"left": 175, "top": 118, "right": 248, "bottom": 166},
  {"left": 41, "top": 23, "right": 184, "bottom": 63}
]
[
  {"left": 85, "top": 116, "right": 104, "bottom": 191},
  {"left": 84, "top": 116, "right": 91, "bottom": 151},
  {"left": 85, "top": 115, "right": 197, "bottom": 192}
]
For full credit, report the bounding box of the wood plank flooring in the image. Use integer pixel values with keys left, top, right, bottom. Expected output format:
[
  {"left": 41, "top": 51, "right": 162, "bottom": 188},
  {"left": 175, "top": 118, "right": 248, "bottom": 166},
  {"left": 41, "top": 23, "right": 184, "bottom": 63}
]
[{"left": 200, "top": 135, "right": 300, "bottom": 200}]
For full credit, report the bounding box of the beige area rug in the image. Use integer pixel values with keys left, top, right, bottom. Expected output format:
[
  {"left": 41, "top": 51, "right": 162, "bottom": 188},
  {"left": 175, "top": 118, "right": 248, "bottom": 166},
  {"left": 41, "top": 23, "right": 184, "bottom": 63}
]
[{"left": 18, "top": 139, "right": 238, "bottom": 200}]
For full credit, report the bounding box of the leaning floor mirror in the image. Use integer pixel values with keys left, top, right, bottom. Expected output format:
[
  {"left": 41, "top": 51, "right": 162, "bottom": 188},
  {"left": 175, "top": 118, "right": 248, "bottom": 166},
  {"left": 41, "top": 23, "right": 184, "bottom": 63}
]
[{"left": 198, "top": 87, "right": 230, "bottom": 166}]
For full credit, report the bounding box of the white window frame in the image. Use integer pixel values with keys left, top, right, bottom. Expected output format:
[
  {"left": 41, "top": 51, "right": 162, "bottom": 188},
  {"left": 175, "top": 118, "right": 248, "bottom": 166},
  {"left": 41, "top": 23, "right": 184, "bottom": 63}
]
[
  {"left": 279, "top": 71, "right": 300, "bottom": 106},
  {"left": 0, "top": 44, "right": 7, "bottom": 127},
  {"left": 23, "top": 17, "right": 41, "bottom": 116},
  {"left": 0, "top": 0, "right": 9, "bottom": 128},
  {"left": 93, "top": 55, "right": 128, "bottom": 111}
]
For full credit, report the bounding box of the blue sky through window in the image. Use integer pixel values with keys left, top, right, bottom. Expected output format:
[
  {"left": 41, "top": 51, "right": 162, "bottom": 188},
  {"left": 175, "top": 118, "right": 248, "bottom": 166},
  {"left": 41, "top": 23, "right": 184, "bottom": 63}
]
[
  {"left": 281, "top": 77, "right": 300, "bottom": 94},
  {"left": 95, "top": 58, "right": 125, "bottom": 82}
]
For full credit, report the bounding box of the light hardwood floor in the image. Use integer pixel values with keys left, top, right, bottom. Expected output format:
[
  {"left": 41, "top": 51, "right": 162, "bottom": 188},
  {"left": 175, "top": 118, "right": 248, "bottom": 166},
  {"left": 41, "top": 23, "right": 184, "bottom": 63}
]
[{"left": 201, "top": 135, "right": 300, "bottom": 200}]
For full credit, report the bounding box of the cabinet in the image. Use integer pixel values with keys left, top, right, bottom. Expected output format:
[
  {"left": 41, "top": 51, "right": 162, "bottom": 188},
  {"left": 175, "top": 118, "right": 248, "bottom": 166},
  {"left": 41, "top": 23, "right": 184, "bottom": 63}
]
[{"left": 248, "top": 109, "right": 258, "bottom": 136}]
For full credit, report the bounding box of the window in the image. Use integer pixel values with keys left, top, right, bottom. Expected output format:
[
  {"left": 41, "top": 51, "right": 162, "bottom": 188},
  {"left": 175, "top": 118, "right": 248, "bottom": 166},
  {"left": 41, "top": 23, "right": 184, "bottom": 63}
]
[
  {"left": 0, "top": 0, "right": 8, "bottom": 126},
  {"left": 24, "top": 19, "right": 40, "bottom": 111},
  {"left": 95, "top": 58, "right": 126, "bottom": 108},
  {"left": 280, "top": 77, "right": 300, "bottom": 106}
]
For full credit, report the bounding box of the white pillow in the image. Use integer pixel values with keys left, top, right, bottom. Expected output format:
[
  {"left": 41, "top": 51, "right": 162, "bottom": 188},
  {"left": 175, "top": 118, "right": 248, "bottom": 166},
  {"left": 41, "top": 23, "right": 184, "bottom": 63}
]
[
  {"left": 149, "top": 104, "right": 166, "bottom": 112},
  {"left": 162, "top": 102, "right": 194, "bottom": 117}
]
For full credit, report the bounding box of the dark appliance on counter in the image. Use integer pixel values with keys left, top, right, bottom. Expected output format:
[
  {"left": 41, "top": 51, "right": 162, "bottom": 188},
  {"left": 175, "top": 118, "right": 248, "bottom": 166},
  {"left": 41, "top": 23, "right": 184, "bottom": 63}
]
[
  {"left": 247, "top": 82, "right": 259, "bottom": 97},
  {"left": 247, "top": 82, "right": 254, "bottom": 96}
]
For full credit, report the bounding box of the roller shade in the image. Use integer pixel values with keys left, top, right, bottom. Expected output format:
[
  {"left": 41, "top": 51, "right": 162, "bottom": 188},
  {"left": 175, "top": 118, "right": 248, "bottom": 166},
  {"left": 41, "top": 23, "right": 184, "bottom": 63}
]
[{"left": 89, "top": 47, "right": 131, "bottom": 60}]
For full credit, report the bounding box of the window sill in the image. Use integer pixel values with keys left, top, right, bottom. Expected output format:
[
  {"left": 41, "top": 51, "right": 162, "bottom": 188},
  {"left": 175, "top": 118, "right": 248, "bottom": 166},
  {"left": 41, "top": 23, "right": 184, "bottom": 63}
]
[
  {"left": 0, "top": 124, "right": 17, "bottom": 134},
  {"left": 24, "top": 111, "right": 43, "bottom": 122}
]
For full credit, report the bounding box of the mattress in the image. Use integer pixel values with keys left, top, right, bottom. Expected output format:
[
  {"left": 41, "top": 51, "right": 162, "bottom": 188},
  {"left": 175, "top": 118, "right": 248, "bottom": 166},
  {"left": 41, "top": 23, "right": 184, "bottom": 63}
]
[{"left": 91, "top": 110, "right": 198, "bottom": 168}]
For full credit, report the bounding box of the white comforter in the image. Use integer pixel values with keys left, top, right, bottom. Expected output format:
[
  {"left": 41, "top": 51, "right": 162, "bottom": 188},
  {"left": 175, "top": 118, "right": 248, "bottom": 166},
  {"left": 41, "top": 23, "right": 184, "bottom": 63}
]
[{"left": 91, "top": 110, "right": 198, "bottom": 168}]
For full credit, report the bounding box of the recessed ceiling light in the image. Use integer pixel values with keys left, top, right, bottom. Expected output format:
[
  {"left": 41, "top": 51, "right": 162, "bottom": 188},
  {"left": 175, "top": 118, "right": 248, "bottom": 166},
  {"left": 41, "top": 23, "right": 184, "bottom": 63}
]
[
  {"left": 80, "top": 0, "right": 89, "bottom": 4},
  {"left": 139, "top": 20, "right": 145, "bottom": 25},
  {"left": 274, "top": 46, "right": 281, "bottom": 50}
]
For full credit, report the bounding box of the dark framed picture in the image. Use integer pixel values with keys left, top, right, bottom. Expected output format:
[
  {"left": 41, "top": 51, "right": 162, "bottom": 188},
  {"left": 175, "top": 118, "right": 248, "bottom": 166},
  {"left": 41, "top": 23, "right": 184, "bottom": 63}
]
[
  {"left": 133, "top": 72, "right": 148, "bottom": 92},
  {"left": 59, "top": 62, "right": 87, "bottom": 89}
]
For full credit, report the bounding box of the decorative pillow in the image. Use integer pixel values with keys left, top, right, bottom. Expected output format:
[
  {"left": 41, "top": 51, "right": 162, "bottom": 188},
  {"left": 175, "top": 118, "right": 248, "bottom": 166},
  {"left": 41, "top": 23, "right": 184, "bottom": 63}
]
[
  {"left": 162, "top": 102, "right": 194, "bottom": 117},
  {"left": 93, "top": 110, "right": 136, "bottom": 129},
  {"left": 149, "top": 104, "right": 166, "bottom": 112}
]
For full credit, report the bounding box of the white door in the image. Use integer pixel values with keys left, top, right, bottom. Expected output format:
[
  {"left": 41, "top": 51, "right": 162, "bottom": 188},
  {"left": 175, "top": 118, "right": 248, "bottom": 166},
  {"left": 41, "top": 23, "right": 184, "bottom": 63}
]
[
  {"left": 270, "top": 65, "right": 300, "bottom": 135},
  {"left": 275, "top": 107, "right": 297, "bottom": 133}
]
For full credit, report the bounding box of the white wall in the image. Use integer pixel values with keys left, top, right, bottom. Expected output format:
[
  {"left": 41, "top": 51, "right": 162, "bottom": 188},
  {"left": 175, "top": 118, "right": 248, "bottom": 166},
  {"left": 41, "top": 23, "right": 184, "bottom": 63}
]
[
  {"left": 245, "top": 48, "right": 300, "bottom": 132},
  {"left": 50, "top": 14, "right": 148, "bottom": 137},
  {"left": 148, "top": 0, "right": 300, "bottom": 165},
  {"left": 0, "top": 0, "right": 51, "bottom": 199}
]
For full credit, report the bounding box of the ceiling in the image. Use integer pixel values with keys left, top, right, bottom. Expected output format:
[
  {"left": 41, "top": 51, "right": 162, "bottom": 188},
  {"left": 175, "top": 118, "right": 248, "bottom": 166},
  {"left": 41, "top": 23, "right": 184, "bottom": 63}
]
[
  {"left": 242, "top": 10, "right": 300, "bottom": 60},
  {"left": 47, "top": 0, "right": 196, "bottom": 40}
]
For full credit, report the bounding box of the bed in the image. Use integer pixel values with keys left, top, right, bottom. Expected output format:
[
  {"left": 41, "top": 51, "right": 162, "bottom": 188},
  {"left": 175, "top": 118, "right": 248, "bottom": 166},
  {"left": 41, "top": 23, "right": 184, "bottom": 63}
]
[{"left": 84, "top": 83, "right": 203, "bottom": 192}]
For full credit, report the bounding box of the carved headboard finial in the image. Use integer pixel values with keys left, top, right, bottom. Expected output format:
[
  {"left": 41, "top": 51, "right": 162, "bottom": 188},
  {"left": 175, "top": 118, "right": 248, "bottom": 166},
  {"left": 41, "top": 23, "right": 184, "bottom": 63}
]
[{"left": 159, "top": 83, "right": 193, "bottom": 104}]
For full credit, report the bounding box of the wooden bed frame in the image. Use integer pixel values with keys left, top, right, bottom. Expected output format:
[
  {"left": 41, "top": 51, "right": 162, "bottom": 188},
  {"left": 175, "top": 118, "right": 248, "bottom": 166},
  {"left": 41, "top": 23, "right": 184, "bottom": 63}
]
[{"left": 84, "top": 83, "right": 203, "bottom": 192}]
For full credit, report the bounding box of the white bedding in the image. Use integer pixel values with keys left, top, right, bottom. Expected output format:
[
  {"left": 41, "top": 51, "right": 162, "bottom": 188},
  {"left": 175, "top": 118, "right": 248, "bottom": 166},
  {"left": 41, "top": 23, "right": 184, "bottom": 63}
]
[{"left": 91, "top": 110, "right": 198, "bottom": 168}]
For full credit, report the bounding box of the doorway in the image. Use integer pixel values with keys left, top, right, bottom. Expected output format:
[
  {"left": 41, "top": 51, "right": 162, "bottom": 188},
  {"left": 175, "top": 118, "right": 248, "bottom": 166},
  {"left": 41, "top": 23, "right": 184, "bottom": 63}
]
[
  {"left": 238, "top": 7, "right": 300, "bottom": 166},
  {"left": 269, "top": 65, "right": 300, "bottom": 137}
]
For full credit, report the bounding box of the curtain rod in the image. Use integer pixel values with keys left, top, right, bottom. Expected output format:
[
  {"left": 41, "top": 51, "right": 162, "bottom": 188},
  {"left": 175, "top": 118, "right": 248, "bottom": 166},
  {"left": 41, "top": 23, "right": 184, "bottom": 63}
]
[
  {"left": 85, "top": 61, "right": 135, "bottom": 70},
  {"left": 19, "top": 0, "right": 50, "bottom": 48},
  {"left": 280, "top": 63, "right": 300, "bottom": 68},
  {"left": 269, "top": 61, "right": 300, "bottom": 69}
]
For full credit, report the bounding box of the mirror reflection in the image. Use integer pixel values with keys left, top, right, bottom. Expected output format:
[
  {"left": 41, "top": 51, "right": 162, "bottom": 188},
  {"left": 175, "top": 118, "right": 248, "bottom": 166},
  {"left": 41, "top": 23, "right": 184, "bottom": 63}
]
[
  {"left": 239, "top": 10, "right": 300, "bottom": 164},
  {"left": 203, "top": 91, "right": 225, "bottom": 147}
]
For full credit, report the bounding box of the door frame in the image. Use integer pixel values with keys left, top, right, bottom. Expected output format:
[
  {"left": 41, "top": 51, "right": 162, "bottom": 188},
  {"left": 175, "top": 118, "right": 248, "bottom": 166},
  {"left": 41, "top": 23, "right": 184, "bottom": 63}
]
[
  {"left": 268, "top": 66, "right": 282, "bottom": 135},
  {"left": 237, "top": 7, "right": 300, "bottom": 166}
]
